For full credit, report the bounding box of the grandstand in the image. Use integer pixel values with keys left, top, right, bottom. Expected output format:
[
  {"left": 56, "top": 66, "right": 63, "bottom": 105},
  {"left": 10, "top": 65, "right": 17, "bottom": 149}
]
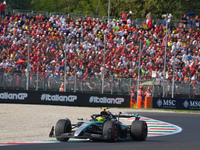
[{"left": 0, "top": 9, "right": 200, "bottom": 98}]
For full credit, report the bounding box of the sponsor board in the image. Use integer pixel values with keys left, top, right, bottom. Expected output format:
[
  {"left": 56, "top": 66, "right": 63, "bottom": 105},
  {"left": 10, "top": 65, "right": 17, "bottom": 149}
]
[
  {"left": 183, "top": 100, "right": 200, "bottom": 110},
  {"left": 89, "top": 96, "right": 124, "bottom": 104},
  {"left": 41, "top": 94, "right": 77, "bottom": 102},
  {"left": 0, "top": 89, "right": 130, "bottom": 107},
  {"left": 0, "top": 92, "right": 27, "bottom": 100},
  {"left": 156, "top": 99, "right": 177, "bottom": 109},
  {"left": 153, "top": 97, "right": 200, "bottom": 110}
]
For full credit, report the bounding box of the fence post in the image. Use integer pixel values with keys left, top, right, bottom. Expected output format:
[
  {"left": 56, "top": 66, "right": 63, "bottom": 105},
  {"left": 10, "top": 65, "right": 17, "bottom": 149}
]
[
  {"left": 129, "top": 78, "right": 132, "bottom": 94},
  {"left": 111, "top": 75, "right": 113, "bottom": 94},
  {"left": 81, "top": 77, "right": 83, "bottom": 92},
  {"left": 137, "top": 40, "right": 142, "bottom": 102},
  {"left": 118, "top": 79, "right": 120, "bottom": 93},
  {"left": 102, "top": 39, "right": 106, "bottom": 94},
  {"left": 74, "top": 74, "right": 77, "bottom": 92},
  {"left": 152, "top": 79, "right": 155, "bottom": 97},
  {"left": 26, "top": 35, "right": 30, "bottom": 90},
  {"left": 64, "top": 37, "right": 67, "bottom": 92},
  {"left": 45, "top": 76, "right": 48, "bottom": 91},
  {"left": 36, "top": 71, "right": 39, "bottom": 91},
  {"left": 3, "top": 74, "right": 5, "bottom": 89},
  {"left": 43, "top": 75, "right": 45, "bottom": 91},
  {"left": 189, "top": 84, "right": 191, "bottom": 98}
]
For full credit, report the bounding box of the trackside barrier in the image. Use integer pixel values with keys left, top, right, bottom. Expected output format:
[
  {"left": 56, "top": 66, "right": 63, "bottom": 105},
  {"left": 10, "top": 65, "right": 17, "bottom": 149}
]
[
  {"left": 153, "top": 97, "right": 200, "bottom": 110},
  {"left": 137, "top": 97, "right": 143, "bottom": 108},
  {"left": 0, "top": 89, "right": 130, "bottom": 107},
  {"left": 144, "top": 97, "right": 153, "bottom": 108}
]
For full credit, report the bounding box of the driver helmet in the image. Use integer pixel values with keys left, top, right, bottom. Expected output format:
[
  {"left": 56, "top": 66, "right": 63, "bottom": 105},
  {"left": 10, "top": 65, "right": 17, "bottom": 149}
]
[{"left": 96, "top": 116, "right": 106, "bottom": 122}]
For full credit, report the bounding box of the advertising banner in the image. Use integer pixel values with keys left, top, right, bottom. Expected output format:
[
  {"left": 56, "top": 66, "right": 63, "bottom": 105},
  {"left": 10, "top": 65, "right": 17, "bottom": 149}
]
[
  {"left": 0, "top": 89, "right": 130, "bottom": 107},
  {"left": 153, "top": 97, "right": 200, "bottom": 110}
]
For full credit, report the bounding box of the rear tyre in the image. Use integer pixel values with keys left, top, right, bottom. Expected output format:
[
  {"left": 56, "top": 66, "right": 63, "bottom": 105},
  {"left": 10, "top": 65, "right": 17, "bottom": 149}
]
[
  {"left": 103, "top": 121, "right": 118, "bottom": 142},
  {"left": 130, "top": 121, "right": 147, "bottom": 141},
  {"left": 55, "top": 118, "right": 72, "bottom": 142}
]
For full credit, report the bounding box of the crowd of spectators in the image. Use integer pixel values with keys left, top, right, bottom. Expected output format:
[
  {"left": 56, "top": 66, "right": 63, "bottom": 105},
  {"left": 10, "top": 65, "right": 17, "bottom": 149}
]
[{"left": 0, "top": 10, "right": 200, "bottom": 88}]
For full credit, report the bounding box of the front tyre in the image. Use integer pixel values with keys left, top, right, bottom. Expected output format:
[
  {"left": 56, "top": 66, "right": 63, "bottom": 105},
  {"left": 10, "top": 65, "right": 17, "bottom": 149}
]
[
  {"left": 103, "top": 121, "right": 118, "bottom": 142},
  {"left": 55, "top": 118, "right": 72, "bottom": 142},
  {"left": 130, "top": 121, "right": 148, "bottom": 141}
]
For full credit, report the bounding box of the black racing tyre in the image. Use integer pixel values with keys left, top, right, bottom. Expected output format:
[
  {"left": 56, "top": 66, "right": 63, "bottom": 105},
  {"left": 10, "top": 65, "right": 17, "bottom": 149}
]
[
  {"left": 103, "top": 121, "right": 118, "bottom": 142},
  {"left": 130, "top": 121, "right": 148, "bottom": 141},
  {"left": 55, "top": 118, "right": 72, "bottom": 142}
]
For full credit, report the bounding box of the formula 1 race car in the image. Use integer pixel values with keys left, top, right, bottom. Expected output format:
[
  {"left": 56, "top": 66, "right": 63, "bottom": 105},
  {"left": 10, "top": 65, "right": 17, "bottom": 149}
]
[{"left": 49, "top": 108, "right": 147, "bottom": 142}]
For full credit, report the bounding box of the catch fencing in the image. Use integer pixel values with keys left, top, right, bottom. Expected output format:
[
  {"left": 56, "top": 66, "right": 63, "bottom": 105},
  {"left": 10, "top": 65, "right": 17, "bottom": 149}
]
[
  {"left": 0, "top": 72, "right": 199, "bottom": 99},
  {"left": 8, "top": 9, "right": 183, "bottom": 26}
]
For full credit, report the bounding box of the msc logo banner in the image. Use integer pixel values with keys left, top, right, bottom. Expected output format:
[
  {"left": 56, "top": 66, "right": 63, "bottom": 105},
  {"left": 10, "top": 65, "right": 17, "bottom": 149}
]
[
  {"left": 156, "top": 99, "right": 176, "bottom": 109},
  {"left": 153, "top": 97, "right": 200, "bottom": 110}
]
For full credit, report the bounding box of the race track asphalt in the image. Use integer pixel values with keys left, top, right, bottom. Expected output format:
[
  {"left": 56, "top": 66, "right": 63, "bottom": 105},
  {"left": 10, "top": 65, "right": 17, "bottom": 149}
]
[{"left": 1, "top": 112, "right": 200, "bottom": 150}]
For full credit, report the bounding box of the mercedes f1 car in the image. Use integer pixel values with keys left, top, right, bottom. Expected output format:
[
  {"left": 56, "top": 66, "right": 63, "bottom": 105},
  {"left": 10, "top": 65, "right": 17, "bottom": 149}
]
[{"left": 49, "top": 108, "right": 147, "bottom": 142}]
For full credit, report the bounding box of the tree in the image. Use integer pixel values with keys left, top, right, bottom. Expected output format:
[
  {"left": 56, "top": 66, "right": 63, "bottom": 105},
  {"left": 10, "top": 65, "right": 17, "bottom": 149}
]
[
  {"left": 31, "top": 0, "right": 67, "bottom": 12},
  {"left": 5, "top": 0, "right": 200, "bottom": 20},
  {"left": 6, "top": 0, "right": 32, "bottom": 10}
]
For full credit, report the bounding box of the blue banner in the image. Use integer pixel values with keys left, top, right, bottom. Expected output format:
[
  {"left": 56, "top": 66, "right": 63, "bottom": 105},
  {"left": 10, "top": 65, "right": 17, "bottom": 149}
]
[{"left": 153, "top": 97, "right": 200, "bottom": 110}]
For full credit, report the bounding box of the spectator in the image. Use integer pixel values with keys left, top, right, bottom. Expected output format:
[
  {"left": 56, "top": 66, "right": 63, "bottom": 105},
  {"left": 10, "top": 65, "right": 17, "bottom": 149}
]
[
  {"left": 0, "top": 10, "right": 199, "bottom": 92},
  {"left": 130, "top": 86, "right": 136, "bottom": 108},
  {"left": 0, "top": 1, "right": 5, "bottom": 18},
  {"left": 121, "top": 10, "right": 127, "bottom": 24},
  {"left": 59, "top": 83, "right": 64, "bottom": 92},
  {"left": 127, "top": 11, "right": 132, "bottom": 27},
  {"left": 186, "top": 15, "right": 191, "bottom": 29},
  {"left": 147, "top": 17, "right": 153, "bottom": 31},
  {"left": 146, "top": 12, "right": 152, "bottom": 25}
]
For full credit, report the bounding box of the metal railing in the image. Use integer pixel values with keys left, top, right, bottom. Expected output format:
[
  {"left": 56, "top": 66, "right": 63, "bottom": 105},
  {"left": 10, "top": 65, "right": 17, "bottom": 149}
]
[
  {"left": 49, "top": 12, "right": 67, "bottom": 17},
  {"left": 85, "top": 14, "right": 102, "bottom": 20},
  {"left": 68, "top": 13, "right": 85, "bottom": 20},
  {"left": 13, "top": 9, "right": 31, "bottom": 15},
  {"left": 0, "top": 72, "right": 199, "bottom": 98},
  {"left": 32, "top": 10, "right": 48, "bottom": 17},
  {"left": 102, "top": 16, "right": 119, "bottom": 21},
  {"left": 9, "top": 9, "right": 184, "bottom": 26}
]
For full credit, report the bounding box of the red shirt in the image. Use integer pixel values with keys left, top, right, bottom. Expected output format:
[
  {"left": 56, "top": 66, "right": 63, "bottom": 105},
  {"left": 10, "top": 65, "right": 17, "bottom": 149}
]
[
  {"left": 0, "top": 3, "right": 5, "bottom": 12},
  {"left": 122, "top": 13, "right": 127, "bottom": 21},
  {"left": 86, "top": 19, "right": 92, "bottom": 24},
  {"left": 147, "top": 21, "right": 153, "bottom": 28}
]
